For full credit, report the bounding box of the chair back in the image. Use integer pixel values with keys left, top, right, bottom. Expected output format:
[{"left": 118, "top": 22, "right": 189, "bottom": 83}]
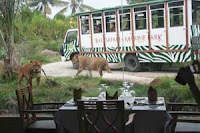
[
  {"left": 16, "top": 85, "right": 35, "bottom": 128},
  {"left": 77, "top": 100, "right": 125, "bottom": 133},
  {"left": 73, "top": 88, "right": 82, "bottom": 102},
  {"left": 106, "top": 91, "right": 118, "bottom": 100}
]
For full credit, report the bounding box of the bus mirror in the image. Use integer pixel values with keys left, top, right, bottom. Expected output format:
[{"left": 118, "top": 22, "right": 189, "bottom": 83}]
[{"left": 70, "top": 18, "right": 74, "bottom": 27}]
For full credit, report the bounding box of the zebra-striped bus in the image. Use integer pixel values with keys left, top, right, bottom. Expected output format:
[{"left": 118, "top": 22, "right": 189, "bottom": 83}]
[{"left": 60, "top": 0, "right": 200, "bottom": 71}]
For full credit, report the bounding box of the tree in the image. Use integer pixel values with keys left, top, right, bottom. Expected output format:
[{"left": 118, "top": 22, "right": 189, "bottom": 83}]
[
  {"left": 58, "top": 0, "right": 95, "bottom": 15},
  {"left": 27, "top": 0, "right": 67, "bottom": 17},
  {"left": 0, "top": 0, "right": 21, "bottom": 80}
]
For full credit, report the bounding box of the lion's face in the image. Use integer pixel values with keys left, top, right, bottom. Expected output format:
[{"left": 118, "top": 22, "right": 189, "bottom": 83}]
[
  {"left": 71, "top": 55, "right": 79, "bottom": 67},
  {"left": 30, "top": 60, "right": 42, "bottom": 73}
]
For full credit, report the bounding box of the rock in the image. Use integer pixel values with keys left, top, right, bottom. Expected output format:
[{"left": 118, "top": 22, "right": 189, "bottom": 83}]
[
  {"left": 5, "top": 98, "right": 18, "bottom": 114},
  {"left": 41, "top": 49, "right": 59, "bottom": 56}
]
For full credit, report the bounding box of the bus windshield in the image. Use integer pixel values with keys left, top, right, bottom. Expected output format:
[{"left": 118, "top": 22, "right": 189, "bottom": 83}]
[
  {"left": 65, "top": 31, "right": 77, "bottom": 44},
  {"left": 192, "top": 0, "right": 200, "bottom": 25}
]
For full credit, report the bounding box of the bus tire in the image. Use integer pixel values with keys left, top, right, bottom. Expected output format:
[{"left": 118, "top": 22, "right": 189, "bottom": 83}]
[{"left": 124, "top": 54, "right": 140, "bottom": 72}]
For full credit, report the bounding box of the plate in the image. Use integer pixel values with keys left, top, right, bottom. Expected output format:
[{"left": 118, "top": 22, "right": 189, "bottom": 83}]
[{"left": 64, "top": 101, "right": 75, "bottom": 106}]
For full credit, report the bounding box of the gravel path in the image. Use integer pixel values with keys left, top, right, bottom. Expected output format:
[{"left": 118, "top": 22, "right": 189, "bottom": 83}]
[{"left": 42, "top": 61, "right": 177, "bottom": 85}]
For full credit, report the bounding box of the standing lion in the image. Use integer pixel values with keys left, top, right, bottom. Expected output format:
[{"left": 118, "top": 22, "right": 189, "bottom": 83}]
[
  {"left": 17, "top": 60, "right": 42, "bottom": 88},
  {"left": 71, "top": 54, "right": 111, "bottom": 77}
]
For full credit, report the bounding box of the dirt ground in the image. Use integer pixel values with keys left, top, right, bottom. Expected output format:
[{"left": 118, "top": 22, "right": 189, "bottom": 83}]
[{"left": 42, "top": 61, "right": 177, "bottom": 85}]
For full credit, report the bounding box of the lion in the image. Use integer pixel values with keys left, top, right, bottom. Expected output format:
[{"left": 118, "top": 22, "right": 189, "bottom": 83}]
[
  {"left": 18, "top": 60, "right": 42, "bottom": 88},
  {"left": 71, "top": 54, "right": 111, "bottom": 77}
]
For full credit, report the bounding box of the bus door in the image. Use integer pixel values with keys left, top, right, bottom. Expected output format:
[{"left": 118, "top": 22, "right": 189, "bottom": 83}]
[
  {"left": 92, "top": 13, "right": 104, "bottom": 51},
  {"left": 118, "top": 9, "right": 132, "bottom": 51},
  {"left": 80, "top": 14, "right": 92, "bottom": 51},
  {"left": 104, "top": 10, "right": 118, "bottom": 51},
  {"left": 168, "top": 1, "right": 186, "bottom": 46},
  {"left": 192, "top": 0, "right": 200, "bottom": 26},
  {"left": 63, "top": 30, "right": 78, "bottom": 60},
  {"left": 134, "top": 6, "right": 149, "bottom": 48},
  {"left": 150, "top": 4, "right": 166, "bottom": 49}
]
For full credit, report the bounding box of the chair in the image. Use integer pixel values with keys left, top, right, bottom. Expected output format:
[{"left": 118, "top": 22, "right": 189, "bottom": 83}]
[
  {"left": 77, "top": 100, "right": 125, "bottom": 133},
  {"left": 16, "top": 85, "right": 64, "bottom": 133},
  {"left": 106, "top": 91, "right": 118, "bottom": 100},
  {"left": 167, "top": 103, "right": 200, "bottom": 133}
]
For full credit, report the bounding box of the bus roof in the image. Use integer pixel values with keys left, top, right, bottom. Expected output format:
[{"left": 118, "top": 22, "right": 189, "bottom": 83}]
[{"left": 77, "top": 0, "right": 177, "bottom": 16}]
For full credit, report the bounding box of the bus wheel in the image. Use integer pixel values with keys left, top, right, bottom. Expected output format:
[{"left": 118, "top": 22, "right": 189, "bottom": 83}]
[{"left": 124, "top": 54, "right": 140, "bottom": 72}]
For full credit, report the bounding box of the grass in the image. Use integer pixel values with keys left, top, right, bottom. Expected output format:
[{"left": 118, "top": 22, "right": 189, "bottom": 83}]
[{"left": 0, "top": 75, "right": 199, "bottom": 112}]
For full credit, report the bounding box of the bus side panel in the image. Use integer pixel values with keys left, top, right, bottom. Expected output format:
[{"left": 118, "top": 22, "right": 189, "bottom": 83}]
[
  {"left": 92, "top": 34, "right": 104, "bottom": 55},
  {"left": 82, "top": 52, "right": 125, "bottom": 63},
  {"left": 81, "top": 34, "right": 92, "bottom": 52},
  {"left": 136, "top": 48, "right": 192, "bottom": 63}
]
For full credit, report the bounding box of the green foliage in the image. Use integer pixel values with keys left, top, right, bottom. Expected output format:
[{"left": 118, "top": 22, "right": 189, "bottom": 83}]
[
  {"left": 0, "top": 48, "right": 6, "bottom": 60},
  {"left": 54, "top": 13, "right": 68, "bottom": 20},
  {"left": 0, "top": 4, "right": 79, "bottom": 64},
  {"left": 148, "top": 77, "right": 194, "bottom": 102},
  {"left": 12, "top": 8, "right": 76, "bottom": 64},
  {"left": 0, "top": 76, "right": 199, "bottom": 110}
]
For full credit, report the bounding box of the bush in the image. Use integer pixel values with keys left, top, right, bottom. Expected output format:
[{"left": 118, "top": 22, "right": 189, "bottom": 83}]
[{"left": 13, "top": 9, "right": 76, "bottom": 64}]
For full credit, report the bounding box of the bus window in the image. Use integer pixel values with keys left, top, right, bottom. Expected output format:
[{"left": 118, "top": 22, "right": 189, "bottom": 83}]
[
  {"left": 169, "top": 1, "right": 184, "bottom": 27},
  {"left": 192, "top": 0, "right": 200, "bottom": 25},
  {"left": 93, "top": 13, "right": 102, "bottom": 33},
  {"left": 134, "top": 7, "right": 147, "bottom": 30},
  {"left": 81, "top": 15, "right": 90, "bottom": 34},
  {"left": 150, "top": 4, "right": 164, "bottom": 28},
  {"left": 105, "top": 11, "right": 116, "bottom": 32},
  {"left": 119, "top": 9, "right": 131, "bottom": 31}
]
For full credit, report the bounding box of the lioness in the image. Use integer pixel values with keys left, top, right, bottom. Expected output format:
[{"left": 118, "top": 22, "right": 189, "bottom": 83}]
[
  {"left": 18, "top": 60, "right": 42, "bottom": 88},
  {"left": 71, "top": 54, "right": 111, "bottom": 77}
]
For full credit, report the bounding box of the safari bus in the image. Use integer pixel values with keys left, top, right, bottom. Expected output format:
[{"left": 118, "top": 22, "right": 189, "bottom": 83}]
[{"left": 60, "top": 0, "right": 200, "bottom": 71}]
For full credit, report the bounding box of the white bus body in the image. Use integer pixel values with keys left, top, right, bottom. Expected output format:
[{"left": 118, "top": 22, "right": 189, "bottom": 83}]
[{"left": 61, "top": 0, "right": 200, "bottom": 71}]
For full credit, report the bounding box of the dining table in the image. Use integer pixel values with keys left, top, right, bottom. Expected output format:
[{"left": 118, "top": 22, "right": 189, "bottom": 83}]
[{"left": 54, "top": 97, "right": 172, "bottom": 133}]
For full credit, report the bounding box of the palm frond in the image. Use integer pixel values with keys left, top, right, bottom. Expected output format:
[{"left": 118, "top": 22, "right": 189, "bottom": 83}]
[
  {"left": 56, "top": 6, "right": 68, "bottom": 15},
  {"left": 79, "top": 6, "right": 84, "bottom": 13},
  {"left": 27, "top": 1, "right": 42, "bottom": 7},
  {"left": 53, "top": 1, "right": 69, "bottom": 6},
  {"left": 35, "top": 5, "right": 43, "bottom": 11},
  {"left": 81, "top": 4, "right": 95, "bottom": 11},
  {"left": 51, "top": 0, "right": 68, "bottom": 6},
  {"left": 45, "top": 4, "right": 51, "bottom": 14}
]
